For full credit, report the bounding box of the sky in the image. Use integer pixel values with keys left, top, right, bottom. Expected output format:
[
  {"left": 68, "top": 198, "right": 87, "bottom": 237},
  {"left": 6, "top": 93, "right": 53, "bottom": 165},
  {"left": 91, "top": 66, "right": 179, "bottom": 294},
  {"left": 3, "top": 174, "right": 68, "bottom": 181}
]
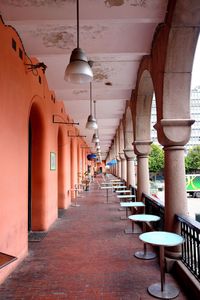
[{"left": 191, "top": 36, "right": 200, "bottom": 88}]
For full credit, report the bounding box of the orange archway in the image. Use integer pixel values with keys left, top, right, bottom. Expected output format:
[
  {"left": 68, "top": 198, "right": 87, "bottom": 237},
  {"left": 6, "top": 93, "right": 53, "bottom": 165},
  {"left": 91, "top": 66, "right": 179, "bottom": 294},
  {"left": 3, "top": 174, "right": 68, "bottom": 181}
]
[{"left": 29, "top": 102, "right": 46, "bottom": 231}]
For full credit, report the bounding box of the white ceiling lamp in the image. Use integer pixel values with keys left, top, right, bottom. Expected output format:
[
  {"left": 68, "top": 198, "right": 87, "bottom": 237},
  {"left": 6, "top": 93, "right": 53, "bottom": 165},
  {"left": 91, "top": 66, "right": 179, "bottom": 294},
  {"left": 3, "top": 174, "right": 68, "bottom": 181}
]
[
  {"left": 91, "top": 100, "right": 100, "bottom": 142},
  {"left": 64, "top": 0, "right": 93, "bottom": 83},
  {"left": 86, "top": 82, "right": 98, "bottom": 130},
  {"left": 92, "top": 132, "right": 100, "bottom": 143},
  {"left": 96, "top": 143, "right": 101, "bottom": 151}
]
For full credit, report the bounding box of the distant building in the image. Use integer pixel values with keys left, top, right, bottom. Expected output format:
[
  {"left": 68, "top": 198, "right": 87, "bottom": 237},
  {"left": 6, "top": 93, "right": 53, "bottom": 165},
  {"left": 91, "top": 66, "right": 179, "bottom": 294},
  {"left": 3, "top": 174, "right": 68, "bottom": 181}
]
[
  {"left": 151, "top": 96, "right": 158, "bottom": 145},
  {"left": 187, "top": 86, "right": 200, "bottom": 151},
  {"left": 151, "top": 87, "right": 200, "bottom": 153}
]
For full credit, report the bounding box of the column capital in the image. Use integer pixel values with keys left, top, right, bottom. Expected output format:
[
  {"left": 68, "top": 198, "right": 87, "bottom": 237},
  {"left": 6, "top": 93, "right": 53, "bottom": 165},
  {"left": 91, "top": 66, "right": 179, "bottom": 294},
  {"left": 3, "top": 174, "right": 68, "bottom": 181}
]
[
  {"left": 154, "top": 118, "right": 195, "bottom": 147},
  {"left": 123, "top": 148, "right": 135, "bottom": 160},
  {"left": 133, "top": 140, "right": 152, "bottom": 156},
  {"left": 115, "top": 156, "right": 120, "bottom": 161},
  {"left": 119, "top": 152, "right": 126, "bottom": 160}
]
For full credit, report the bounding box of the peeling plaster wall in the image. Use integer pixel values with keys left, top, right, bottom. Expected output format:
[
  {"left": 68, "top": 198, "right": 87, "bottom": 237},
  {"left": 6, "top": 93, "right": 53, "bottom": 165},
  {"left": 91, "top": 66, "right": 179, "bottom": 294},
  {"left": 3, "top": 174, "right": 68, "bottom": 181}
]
[{"left": 0, "top": 19, "right": 77, "bottom": 284}]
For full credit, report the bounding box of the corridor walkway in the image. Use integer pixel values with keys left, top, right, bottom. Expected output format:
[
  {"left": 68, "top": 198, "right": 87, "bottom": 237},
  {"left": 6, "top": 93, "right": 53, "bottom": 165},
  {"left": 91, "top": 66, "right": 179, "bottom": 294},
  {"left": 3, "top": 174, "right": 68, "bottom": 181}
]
[{"left": 0, "top": 177, "right": 188, "bottom": 299}]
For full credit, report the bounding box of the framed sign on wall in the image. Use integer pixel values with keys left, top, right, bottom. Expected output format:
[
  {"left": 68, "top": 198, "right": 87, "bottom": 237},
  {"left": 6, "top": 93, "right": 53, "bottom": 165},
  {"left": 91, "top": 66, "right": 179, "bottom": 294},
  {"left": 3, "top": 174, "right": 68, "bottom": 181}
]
[{"left": 50, "top": 152, "right": 56, "bottom": 171}]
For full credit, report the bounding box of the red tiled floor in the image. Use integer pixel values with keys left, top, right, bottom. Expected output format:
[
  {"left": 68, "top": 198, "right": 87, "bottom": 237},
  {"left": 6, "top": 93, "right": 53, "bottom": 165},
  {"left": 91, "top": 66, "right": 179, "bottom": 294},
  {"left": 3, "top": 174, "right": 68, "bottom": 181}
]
[{"left": 0, "top": 176, "right": 189, "bottom": 299}]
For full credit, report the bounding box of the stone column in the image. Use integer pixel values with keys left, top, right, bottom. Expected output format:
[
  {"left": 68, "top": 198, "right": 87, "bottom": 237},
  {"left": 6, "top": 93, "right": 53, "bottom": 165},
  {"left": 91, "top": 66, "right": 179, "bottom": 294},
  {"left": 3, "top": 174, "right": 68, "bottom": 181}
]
[
  {"left": 116, "top": 157, "right": 121, "bottom": 178},
  {"left": 155, "top": 119, "right": 194, "bottom": 258},
  {"left": 164, "top": 146, "right": 188, "bottom": 231},
  {"left": 124, "top": 149, "right": 136, "bottom": 187},
  {"left": 134, "top": 141, "right": 151, "bottom": 202},
  {"left": 119, "top": 152, "right": 127, "bottom": 181},
  {"left": 114, "top": 164, "right": 117, "bottom": 176}
]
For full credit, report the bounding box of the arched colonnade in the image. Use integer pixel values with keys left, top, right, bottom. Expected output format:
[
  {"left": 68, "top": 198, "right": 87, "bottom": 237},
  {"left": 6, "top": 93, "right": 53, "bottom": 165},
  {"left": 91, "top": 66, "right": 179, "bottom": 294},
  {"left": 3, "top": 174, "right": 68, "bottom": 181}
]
[{"left": 107, "top": 0, "right": 199, "bottom": 257}]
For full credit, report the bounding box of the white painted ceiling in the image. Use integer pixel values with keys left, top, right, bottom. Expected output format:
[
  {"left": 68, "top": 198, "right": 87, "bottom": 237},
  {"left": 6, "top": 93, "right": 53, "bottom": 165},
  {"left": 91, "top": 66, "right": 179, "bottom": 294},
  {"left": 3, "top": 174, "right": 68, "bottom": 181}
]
[{"left": 0, "top": 0, "right": 168, "bottom": 160}]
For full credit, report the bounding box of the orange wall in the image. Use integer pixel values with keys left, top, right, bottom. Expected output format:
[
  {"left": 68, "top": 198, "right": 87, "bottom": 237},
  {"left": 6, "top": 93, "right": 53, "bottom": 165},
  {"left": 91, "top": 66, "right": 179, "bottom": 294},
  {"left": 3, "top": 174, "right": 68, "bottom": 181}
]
[{"left": 0, "top": 19, "right": 86, "bottom": 283}]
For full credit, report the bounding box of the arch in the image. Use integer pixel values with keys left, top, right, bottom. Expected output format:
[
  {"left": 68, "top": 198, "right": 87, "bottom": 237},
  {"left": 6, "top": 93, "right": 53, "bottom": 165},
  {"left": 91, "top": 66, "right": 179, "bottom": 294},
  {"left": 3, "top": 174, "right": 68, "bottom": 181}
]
[
  {"left": 152, "top": 0, "right": 199, "bottom": 146},
  {"left": 134, "top": 70, "right": 154, "bottom": 143},
  {"left": 124, "top": 104, "right": 134, "bottom": 150},
  {"left": 163, "top": 1, "right": 199, "bottom": 118},
  {"left": 115, "top": 132, "right": 120, "bottom": 159},
  {"left": 29, "top": 102, "right": 46, "bottom": 231},
  {"left": 119, "top": 120, "right": 125, "bottom": 154}
]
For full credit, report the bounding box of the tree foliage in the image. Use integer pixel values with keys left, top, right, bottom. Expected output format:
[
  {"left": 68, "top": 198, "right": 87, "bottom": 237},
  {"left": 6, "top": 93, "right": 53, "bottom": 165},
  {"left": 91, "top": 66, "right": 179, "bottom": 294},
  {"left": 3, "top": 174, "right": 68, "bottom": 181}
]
[
  {"left": 185, "top": 145, "right": 200, "bottom": 173},
  {"left": 149, "top": 144, "right": 164, "bottom": 174}
]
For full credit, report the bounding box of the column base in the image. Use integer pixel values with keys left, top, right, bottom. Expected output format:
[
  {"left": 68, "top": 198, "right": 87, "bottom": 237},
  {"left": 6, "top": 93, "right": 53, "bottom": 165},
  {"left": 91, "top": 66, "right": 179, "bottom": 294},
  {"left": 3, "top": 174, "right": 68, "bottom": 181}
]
[{"left": 148, "top": 282, "right": 179, "bottom": 299}]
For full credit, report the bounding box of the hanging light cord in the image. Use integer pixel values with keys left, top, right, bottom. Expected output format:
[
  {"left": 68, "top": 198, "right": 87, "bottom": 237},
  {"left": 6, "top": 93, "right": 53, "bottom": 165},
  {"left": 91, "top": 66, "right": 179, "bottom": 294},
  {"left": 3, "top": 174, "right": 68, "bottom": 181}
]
[
  {"left": 77, "top": 0, "right": 79, "bottom": 48},
  {"left": 90, "top": 82, "right": 92, "bottom": 115},
  {"left": 94, "top": 100, "right": 96, "bottom": 118}
]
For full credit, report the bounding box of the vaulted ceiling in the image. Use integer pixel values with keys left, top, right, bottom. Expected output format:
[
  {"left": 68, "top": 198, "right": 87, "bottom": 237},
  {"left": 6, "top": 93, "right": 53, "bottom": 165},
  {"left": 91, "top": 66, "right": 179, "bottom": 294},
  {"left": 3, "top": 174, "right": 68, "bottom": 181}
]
[{"left": 0, "top": 0, "right": 168, "bottom": 159}]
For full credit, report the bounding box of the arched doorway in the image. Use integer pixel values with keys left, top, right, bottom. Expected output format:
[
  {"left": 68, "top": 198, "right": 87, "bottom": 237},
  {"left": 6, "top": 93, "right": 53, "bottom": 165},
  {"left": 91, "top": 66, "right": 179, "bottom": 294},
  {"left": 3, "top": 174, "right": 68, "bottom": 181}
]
[
  {"left": 28, "top": 103, "right": 45, "bottom": 231},
  {"left": 57, "top": 127, "right": 65, "bottom": 209}
]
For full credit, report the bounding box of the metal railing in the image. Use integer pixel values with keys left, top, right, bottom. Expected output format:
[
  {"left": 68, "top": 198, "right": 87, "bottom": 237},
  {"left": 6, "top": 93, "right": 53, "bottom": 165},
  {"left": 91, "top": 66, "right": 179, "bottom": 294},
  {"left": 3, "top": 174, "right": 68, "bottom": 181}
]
[
  {"left": 176, "top": 214, "right": 200, "bottom": 282},
  {"left": 130, "top": 185, "right": 137, "bottom": 198},
  {"left": 142, "top": 193, "right": 164, "bottom": 230},
  {"left": 141, "top": 192, "right": 200, "bottom": 282}
]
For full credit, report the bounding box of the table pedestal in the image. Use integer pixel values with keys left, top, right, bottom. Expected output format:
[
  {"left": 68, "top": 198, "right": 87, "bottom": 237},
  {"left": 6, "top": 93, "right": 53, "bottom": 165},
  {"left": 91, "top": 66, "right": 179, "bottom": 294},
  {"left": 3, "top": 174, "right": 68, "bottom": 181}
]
[
  {"left": 71, "top": 189, "right": 81, "bottom": 207},
  {"left": 148, "top": 283, "right": 179, "bottom": 299},
  {"left": 103, "top": 188, "right": 115, "bottom": 204},
  {"left": 148, "top": 245, "right": 179, "bottom": 299},
  {"left": 125, "top": 220, "right": 141, "bottom": 234},
  {"left": 134, "top": 242, "right": 156, "bottom": 259},
  {"left": 104, "top": 188, "right": 109, "bottom": 204},
  {"left": 71, "top": 197, "right": 80, "bottom": 207}
]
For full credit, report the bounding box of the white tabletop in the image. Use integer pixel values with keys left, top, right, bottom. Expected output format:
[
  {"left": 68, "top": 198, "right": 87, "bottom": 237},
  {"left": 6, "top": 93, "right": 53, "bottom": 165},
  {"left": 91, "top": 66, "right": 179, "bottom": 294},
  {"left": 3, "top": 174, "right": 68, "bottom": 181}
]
[
  {"left": 117, "top": 195, "right": 135, "bottom": 198},
  {"left": 110, "top": 179, "right": 122, "bottom": 182},
  {"left": 120, "top": 201, "right": 145, "bottom": 208},
  {"left": 101, "top": 182, "right": 112, "bottom": 185},
  {"left": 101, "top": 186, "right": 113, "bottom": 189},
  {"left": 112, "top": 182, "right": 124, "bottom": 184},
  {"left": 139, "top": 231, "right": 184, "bottom": 247},
  {"left": 116, "top": 190, "right": 131, "bottom": 193},
  {"left": 129, "top": 214, "right": 160, "bottom": 222},
  {"left": 113, "top": 185, "right": 127, "bottom": 189}
]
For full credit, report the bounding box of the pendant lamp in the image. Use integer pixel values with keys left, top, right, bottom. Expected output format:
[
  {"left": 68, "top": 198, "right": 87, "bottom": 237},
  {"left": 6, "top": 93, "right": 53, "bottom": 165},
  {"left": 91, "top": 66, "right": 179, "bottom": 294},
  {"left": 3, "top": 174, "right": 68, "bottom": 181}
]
[
  {"left": 64, "top": 0, "right": 93, "bottom": 83},
  {"left": 96, "top": 142, "right": 101, "bottom": 151},
  {"left": 92, "top": 132, "right": 99, "bottom": 143},
  {"left": 91, "top": 101, "right": 100, "bottom": 142},
  {"left": 86, "top": 82, "right": 98, "bottom": 130}
]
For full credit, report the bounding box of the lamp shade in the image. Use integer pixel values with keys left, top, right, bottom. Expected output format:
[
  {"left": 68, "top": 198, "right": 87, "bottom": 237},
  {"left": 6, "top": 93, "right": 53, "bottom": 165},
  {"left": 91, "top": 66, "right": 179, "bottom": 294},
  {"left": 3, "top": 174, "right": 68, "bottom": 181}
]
[
  {"left": 87, "top": 153, "right": 96, "bottom": 161},
  {"left": 106, "top": 159, "right": 117, "bottom": 166},
  {"left": 86, "top": 114, "right": 98, "bottom": 130},
  {"left": 92, "top": 133, "right": 100, "bottom": 143},
  {"left": 64, "top": 48, "right": 93, "bottom": 84}
]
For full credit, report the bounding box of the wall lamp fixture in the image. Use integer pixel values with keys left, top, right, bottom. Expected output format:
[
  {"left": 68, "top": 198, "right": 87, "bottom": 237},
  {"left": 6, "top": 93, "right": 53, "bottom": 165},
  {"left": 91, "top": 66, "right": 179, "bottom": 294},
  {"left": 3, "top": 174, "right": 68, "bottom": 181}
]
[
  {"left": 68, "top": 134, "right": 86, "bottom": 138},
  {"left": 25, "top": 62, "right": 47, "bottom": 73},
  {"left": 52, "top": 115, "right": 79, "bottom": 125}
]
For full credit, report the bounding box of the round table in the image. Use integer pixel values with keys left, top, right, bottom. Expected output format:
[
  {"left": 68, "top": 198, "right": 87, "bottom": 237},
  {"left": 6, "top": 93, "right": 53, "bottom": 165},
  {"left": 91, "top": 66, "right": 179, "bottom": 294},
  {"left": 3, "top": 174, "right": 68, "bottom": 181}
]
[
  {"left": 139, "top": 231, "right": 184, "bottom": 299},
  {"left": 128, "top": 214, "right": 160, "bottom": 259}
]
